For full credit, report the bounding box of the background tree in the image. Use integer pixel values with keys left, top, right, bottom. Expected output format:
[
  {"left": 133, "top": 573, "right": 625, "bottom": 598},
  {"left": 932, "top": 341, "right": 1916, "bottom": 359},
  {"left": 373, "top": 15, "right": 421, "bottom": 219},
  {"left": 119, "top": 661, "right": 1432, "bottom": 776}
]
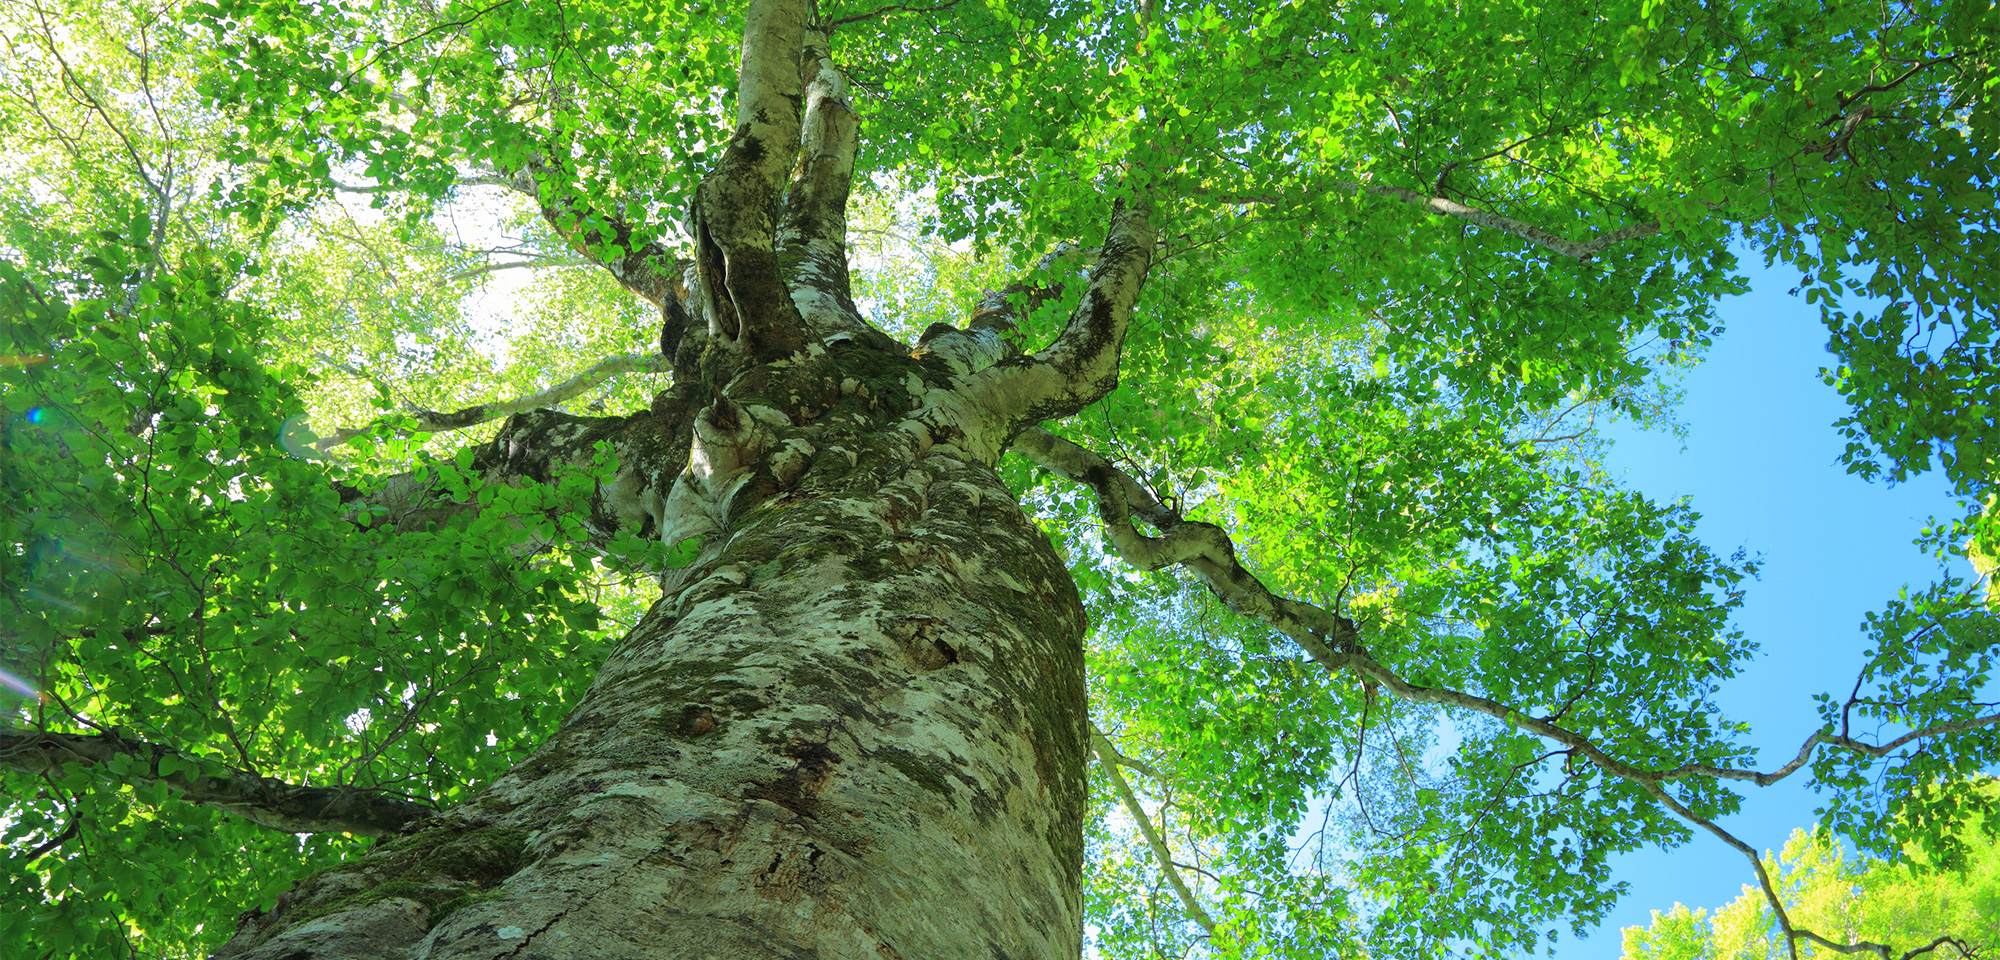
[
  {"left": 1623, "top": 787, "right": 2000, "bottom": 960},
  {"left": 3, "top": 0, "right": 1998, "bottom": 957}
]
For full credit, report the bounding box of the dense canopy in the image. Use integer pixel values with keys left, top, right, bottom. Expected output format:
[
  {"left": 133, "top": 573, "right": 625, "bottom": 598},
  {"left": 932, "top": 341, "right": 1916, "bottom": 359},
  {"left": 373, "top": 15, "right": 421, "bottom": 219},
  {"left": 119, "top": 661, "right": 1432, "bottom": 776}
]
[{"left": 2, "top": 0, "right": 1998, "bottom": 956}]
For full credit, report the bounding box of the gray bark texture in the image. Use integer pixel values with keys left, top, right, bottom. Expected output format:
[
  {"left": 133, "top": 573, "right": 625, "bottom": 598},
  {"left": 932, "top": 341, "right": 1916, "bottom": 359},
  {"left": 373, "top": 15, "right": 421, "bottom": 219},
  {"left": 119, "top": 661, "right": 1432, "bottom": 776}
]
[{"left": 212, "top": 1, "right": 1156, "bottom": 956}]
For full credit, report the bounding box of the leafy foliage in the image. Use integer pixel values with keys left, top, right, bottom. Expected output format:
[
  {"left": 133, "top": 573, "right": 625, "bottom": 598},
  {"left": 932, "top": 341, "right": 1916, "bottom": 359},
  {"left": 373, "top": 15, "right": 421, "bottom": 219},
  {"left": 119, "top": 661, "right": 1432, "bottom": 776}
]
[{"left": 0, "top": 190, "right": 612, "bottom": 960}]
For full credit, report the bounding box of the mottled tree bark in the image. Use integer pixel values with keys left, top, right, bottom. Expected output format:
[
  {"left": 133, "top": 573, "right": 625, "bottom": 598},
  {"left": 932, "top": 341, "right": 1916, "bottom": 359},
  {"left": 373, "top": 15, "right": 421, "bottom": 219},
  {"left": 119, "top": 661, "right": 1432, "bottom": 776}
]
[
  {"left": 224, "top": 373, "right": 1095, "bottom": 959},
  {"left": 214, "top": 1, "right": 1154, "bottom": 956}
]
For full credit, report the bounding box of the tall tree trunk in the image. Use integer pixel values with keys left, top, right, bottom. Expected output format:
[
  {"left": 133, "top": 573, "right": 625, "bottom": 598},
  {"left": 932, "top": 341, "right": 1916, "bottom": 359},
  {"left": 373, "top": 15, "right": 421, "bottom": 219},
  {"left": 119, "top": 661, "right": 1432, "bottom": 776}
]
[
  {"left": 214, "top": 2, "right": 1154, "bottom": 956},
  {"left": 222, "top": 395, "right": 1093, "bottom": 959}
]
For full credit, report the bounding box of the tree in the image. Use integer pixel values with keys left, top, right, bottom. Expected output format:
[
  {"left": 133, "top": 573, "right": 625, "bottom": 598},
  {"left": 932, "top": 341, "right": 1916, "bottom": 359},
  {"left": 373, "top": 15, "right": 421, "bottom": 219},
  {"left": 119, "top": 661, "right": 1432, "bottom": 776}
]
[
  {"left": 3, "top": 0, "right": 1998, "bottom": 957},
  {"left": 1623, "top": 792, "right": 2000, "bottom": 960}
]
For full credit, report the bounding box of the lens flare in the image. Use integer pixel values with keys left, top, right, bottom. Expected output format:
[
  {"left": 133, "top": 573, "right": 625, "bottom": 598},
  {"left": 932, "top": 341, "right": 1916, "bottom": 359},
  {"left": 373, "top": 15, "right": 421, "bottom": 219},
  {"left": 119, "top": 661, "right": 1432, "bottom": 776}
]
[
  {"left": 0, "top": 354, "right": 50, "bottom": 367},
  {"left": 27, "top": 589, "right": 87, "bottom": 614},
  {"left": 279, "top": 415, "right": 326, "bottom": 460},
  {"left": 58, "top": 545, "right": 134, "bottom": 573},
  {"left": 0, "top": 668, "right": 41, "bottom": 701}
]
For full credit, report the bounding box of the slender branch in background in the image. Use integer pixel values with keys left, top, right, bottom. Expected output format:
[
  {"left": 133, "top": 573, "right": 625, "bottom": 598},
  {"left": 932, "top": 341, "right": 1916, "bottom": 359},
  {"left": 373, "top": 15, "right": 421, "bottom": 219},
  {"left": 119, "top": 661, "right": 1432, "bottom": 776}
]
[
  {"left": 26, "top": 1, "right": 179, "bottom": 312},
  {"left": 34, "top": 0, "right": 162, "bottom": 201},
  {"left": 22, "top": 811, "right": 79, "bottom": 860},
  {"left": 1432, "top": 121, "right": 1592, "bottom": 197},
  {"left": 827, "top": 0, "right": 961, "bottom": 27},
  {"left": 461, "top": 163, "right": 691, "bottom": 309},
  {"left": 1634, "top": 779, "right": 1806, "bottom": 960},
  {"left": 439, "top": 257, "right": 588, "bottom": 285},
  {"left": 337, "top": 0, "right": 519, "bottom": 88},
  {"left": 1360, "top": 181, "right": 1664, "bottom": 259},
  {"left": 1091, "top": 726, "right": 1217, "bottom": 937},
  {"left": 0, "top": 728, "right": 436, "bottom": 837},
  {"left": 1222, "top": 185, "right": 1661, "bottom": 260},
  {"left": 1094, "top": 737, "right": 1167, "bottom": 783},
  {"left": 1635, "top": 781, "right": 1970, "bottom": 960},
  {"left": 329, "top": 178, "right": 398, "bottom": 194},
  {"left": 330, "top": 661, "right": 472, "bottom": 787},
  {"left": 313, "top": 351, "right": 668, "bottom": 449},
  {"left": 313, "top": 350, "right": 407, "bottom": 411},
  {"left": 1018, "top": 425, "right": 1994, "bottom": 960}
]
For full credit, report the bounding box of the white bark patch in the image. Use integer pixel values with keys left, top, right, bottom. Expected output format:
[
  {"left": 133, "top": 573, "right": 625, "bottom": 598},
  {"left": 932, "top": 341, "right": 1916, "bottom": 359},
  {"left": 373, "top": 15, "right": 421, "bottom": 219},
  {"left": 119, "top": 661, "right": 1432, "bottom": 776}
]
[
  {"left": 785, "top": 262, "right": 850, "bottom": 332},
  {"left": 917, "top": 326, "right": 1010, "bottom": 375},
  {"left": 768, "top": 438, "right": 817, "bottom": 488},
  {"left": 657, "top": 471, "right": 725, "bottom": 545},
  {"left": 599, "top": 459, "right": 666, "bottom": 538}
]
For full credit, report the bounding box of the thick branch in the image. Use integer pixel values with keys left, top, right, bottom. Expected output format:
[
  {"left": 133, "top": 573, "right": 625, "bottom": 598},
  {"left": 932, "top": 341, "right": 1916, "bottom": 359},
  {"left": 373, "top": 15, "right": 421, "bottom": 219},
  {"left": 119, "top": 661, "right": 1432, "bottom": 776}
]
[
  {"left": 0, "top": 728, "right": 435, "bottom": 837},
  {"left": 904, "top": 244, "right": 1090, "bottom": 377},
  {"left": 776, "top": 31, "right": 871, "bottom": 344},
  {"left": 1018, "top": 426, "right": 2000, "bottom": 786},
  {"left": 1014, "top": 427, "right": 1359, "bottom": 660},
  {"left": 780, "top": 34, "right": 858, "bottom": 259},
  {"left": 314, "top": 352, "right": 668, "bottom": 450},
  {"left": 1091, "top": 727, "right": 1217, "bottom": 937},
  {"left": 958, "top": 203, "right": 1154, "bottom": 432},
  {"left": 1027, "top": 201, "right": 1155, "bottom": 408},
  {"left": 691, "top": 0, "right": 809, "bottom": 359}
]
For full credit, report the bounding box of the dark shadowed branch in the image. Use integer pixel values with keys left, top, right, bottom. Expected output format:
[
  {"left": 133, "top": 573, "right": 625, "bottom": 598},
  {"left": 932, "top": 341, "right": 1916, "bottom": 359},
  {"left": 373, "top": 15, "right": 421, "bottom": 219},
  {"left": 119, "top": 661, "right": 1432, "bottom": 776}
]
[
  {"left": 334, "top": 398, "right": 698, "bottom": 549},
  {"left": 1, "top": 728, "right": 437, "bottom": 837},
  {"left": 312, "top": 351, "right": 669, "bottom": 450}
]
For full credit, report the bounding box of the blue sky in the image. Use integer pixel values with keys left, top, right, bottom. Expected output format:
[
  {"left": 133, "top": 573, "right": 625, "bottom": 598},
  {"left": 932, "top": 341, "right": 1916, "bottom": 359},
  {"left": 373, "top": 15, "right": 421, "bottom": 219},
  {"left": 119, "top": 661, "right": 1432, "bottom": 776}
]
[{"left": 1556, "top": 255, "right": 1964, "bottom": 955}]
